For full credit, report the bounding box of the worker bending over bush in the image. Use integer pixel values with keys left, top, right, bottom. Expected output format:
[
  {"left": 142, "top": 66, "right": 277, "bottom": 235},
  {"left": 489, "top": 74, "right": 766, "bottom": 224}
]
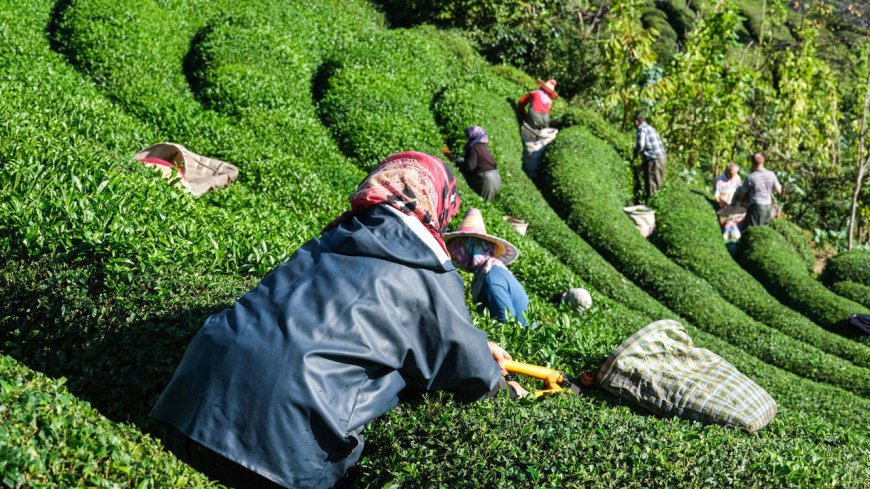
[{"left": 151, "top": 152, "right": 512, "bottom": 489}]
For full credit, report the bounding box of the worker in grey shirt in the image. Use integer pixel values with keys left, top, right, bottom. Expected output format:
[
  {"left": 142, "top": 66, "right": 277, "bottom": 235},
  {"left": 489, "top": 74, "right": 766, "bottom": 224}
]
[{"left": 740, "top": 152, "right": 782, "bottom": 227}]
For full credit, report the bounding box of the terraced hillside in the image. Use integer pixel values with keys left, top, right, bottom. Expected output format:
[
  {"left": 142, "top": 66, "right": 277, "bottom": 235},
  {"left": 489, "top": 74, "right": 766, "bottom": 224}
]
[{"left": 1, "top": 0, "right": 869, "bottom": 487}]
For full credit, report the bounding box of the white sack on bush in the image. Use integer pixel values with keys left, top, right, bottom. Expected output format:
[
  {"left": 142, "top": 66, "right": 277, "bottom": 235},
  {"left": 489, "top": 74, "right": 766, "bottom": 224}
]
[{"left": 134, "top": 142, "right": 239, "bottom": 197}]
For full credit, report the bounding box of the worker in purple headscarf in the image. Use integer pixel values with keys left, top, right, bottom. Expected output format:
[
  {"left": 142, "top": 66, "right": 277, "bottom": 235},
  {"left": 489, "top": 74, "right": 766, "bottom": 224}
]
[{"left": 457, "top": 125, "right": 501, "bottom": 201}]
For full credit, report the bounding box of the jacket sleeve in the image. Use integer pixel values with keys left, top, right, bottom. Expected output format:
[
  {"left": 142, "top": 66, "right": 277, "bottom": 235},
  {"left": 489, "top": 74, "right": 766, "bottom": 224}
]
[
  {"left": 481, "top": 281, "right": 511, "bottom": 324},
  {"left": 464, "top": 145, "right": 479, "bottom": 172},
  {"left": 517, "top": 92, "right": 531, "bottom": 115},
  {"left": 401, "top": 275, "right": 502, "bottom": 402}
]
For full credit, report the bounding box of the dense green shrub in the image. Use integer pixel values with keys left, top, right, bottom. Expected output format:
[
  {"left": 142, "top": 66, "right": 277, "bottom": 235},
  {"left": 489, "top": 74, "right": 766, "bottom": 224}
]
[
  {"left": 652, "top": 186, "right": 870, "bottom": 368},
  {"left": 737, "top": 0, "right": 795, "bottom": 44},
  {"left": 372, "top": 0, "right": 601, "bottom": 100},
  {"left": 317, "top": 28, "right": 462, "bottom": 167},
  {"left": 4, "top": 0, "right": 870, "bottom": 487},
  {"left": 830, "top": 281, "right": 870, "bottom": 309},
  {"left": 361, "top": 389, "right": 870, "bottom": 488},
  {"left": 658, "top": 0, "right": 698, "bottom": 40},
  {"left": 0, "top": 353, "right": 216, "bottom": 487},
  {"left": 769, "top": 218, "right": 817, "bottom": 273},
  {"left": 541, "top": 125, "right": 870, "bottom": 396},
  {"left": 738, "top": 226, "right": 870, "bottom": 343},
  {"left": 419, "top": 66, "right": 870, "bottom": 434},
  {"left": 823, "top": 249, "right": 870, "bottom": 286},
  {"left": 554, "top": 104, "right": 635, "bottom": 161}
]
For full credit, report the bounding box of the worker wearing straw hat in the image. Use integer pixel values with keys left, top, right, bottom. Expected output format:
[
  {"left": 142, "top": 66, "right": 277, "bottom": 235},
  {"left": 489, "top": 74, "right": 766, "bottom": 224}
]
[
  {"left": 518, "top": 79, "right": 559, "bottom": 180},
  {"left": 518, "top": 79, "right": 558, "bottom": 131},
  {"left": 445, "top": 208, "right": 531, "bottom": 327}
]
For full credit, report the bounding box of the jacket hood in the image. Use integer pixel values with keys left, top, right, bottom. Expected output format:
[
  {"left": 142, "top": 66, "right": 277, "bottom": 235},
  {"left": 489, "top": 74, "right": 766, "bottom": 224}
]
[{"left": 323, "top": 205, "right": 455, "bottom": 273}]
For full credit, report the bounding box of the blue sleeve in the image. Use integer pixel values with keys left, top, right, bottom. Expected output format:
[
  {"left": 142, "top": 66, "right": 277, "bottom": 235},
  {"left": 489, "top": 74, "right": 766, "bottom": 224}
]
[
  {"left": 482, "top": 280, "right": 512, "bottom": 324},
  {"left": 480, "top": 270, "right": 529, "bottom": 327}
]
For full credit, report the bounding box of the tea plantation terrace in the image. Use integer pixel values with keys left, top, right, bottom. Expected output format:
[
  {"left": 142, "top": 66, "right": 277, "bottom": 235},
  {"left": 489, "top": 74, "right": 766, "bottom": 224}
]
[{"left": 0, "top": 0, "right": 868, "bottom": 486}]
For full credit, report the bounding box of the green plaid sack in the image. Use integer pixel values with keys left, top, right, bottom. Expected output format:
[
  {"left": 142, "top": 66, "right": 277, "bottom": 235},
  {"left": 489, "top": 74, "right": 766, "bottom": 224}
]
[{"left": 596, "top": 320, "right": 776, "bottom": 433}]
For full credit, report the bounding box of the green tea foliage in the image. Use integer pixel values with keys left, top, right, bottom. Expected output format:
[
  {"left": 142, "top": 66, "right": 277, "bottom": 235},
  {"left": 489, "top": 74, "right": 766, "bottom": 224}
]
[
  {"left": 652, "top": 186, "right": 870, "bottom": 368},
  {"left": 769, "top": 218, "right": 817, "bottom": 273},
  {"left": 3, "top": 0, "right": 870, "bottom": 486},
  {"left": 318, "top": 26, "right": 462, "bottom": 168},
  {"left": 642, "top": 5, "right": 679, "bottom": 64},
  {"left": 830, "top": 281, "right": 870, "bottom": 309},
  {"left": 0, "top": 353, "right": 216, "bottom": 487},
  {"left": 738, "top": 226, "right": 870, "bottom": 342},
  {"left": 360, "top": 390, "right": 870, "bottom": 488},
  {"left": 823, "top": 249, "right": 870, "bottom": 286},
  {"left": 432, "top": 72, "right": 678, "bottom": 322},
  {"left": 541, "top": 125, "right": 870, "bottom": 396}
]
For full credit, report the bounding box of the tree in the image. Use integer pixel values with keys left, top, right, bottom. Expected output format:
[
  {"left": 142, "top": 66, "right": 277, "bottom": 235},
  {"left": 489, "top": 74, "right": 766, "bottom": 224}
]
[
  {"left": 599, "top": 0, "right": 657, "bottom": 129},
  {"left": 652, "top": 1, "right": 752, "bottom": 173},
  {"left": 848, "top": 49, "right": 870, "bottom": 249}
]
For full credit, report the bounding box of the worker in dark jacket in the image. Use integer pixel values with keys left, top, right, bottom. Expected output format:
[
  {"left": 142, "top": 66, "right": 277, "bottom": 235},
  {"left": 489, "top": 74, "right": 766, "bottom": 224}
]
[
  {"left": 150, "top": 152, "right": 512, "bottom": 489},
  {"left": 459, "top": 125, "right": 501, "bottom": 201},
  {"left": 445, "top": 208, "right": 531, "bottom": 327}
]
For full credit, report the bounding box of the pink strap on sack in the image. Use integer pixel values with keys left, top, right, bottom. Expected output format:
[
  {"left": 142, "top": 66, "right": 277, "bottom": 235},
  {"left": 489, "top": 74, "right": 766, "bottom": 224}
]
[{"left": 139, "top": 157, "right": 186, "bottom": 179}]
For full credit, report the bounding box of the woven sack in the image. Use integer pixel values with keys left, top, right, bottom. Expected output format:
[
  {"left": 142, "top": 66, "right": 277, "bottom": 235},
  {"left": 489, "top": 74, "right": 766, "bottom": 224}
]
[
  {"left": 596, "top": 320, "right": 777, "bottom": 433},
  {"left": 520, "top": 123, "right": 558, "bottom": 179},
  {"left": 134, "top": 142, "right": 239, "bottom": 197},
  {"left": 623, "top": 205, "right": 656, "bottom": 238}
]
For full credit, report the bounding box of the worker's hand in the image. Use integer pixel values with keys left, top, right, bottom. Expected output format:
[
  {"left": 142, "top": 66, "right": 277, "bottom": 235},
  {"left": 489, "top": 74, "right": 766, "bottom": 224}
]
[{"left": 488, "top": 341, "right": 512, "bottom": 377}]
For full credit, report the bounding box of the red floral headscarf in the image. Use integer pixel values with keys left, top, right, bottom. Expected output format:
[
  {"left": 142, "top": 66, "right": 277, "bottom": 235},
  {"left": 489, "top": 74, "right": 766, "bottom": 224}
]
[{"left": 325, "top": 152, "right": 461, "bottom": 253}]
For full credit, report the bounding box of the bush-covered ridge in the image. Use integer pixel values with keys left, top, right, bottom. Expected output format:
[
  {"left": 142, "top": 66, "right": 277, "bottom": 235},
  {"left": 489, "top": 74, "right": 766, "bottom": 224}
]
[
  {"left": 830, "top": 281, "right": 870, "bottom": 309},
  {"left": 540, "top": 125, "right": 870, "bottom": 396},
  {"left": 738, "top": 226, "right": 870, "bottom": 344},
  {"left": 823, "top": 249, "right": 870, "bottom": 287},
  {"left": 652, "top": 186, "right": 870, "bottom": 369},
  {"left": 0, "top": 353, "right": 216, "bottom": 487},
  {"left": 1, "top": 0, "right": 870, "bottom": 486}
]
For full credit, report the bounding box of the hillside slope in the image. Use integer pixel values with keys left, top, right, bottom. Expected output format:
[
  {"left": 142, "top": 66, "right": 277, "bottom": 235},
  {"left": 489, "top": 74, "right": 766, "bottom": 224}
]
[{"left": 1, "top": 0, "right": 869, "bottom": 487}]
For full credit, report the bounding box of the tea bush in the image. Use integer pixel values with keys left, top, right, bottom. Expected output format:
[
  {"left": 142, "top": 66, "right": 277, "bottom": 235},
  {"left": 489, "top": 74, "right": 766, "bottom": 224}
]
[
  {"left": 427, "top": 67, "right": 870, "bottom": 420},
  {"left": 0, "top": 353, "right": 217, "bottom": 487},
  {"left": 823, "top": 249, "right": 870, "bottom": 287},
  {"left": 830, "top": 281, "right": 870, "bottom": 309},
  {"left": 541, "top": 125, "right": 870, "bottom": 396},
  {"left": 3, "top": 0, "right": 870, "bottom": 487},
  {"left": 652, "top": 186, "right": 870, "bottom": 368},
  {"left": 318, "top": 26, "right": 465, "bottom": 168},
  {"left": 738, "top": 226, "right": 870, "bottom": 343},
  {"left": 361, "top": 388, "right": 870, "bottom": 488},
  {"left": 769, "top": 218, "right": 817, "bottom": 273},
  {"left": 432, "top": 72, "right": 676, "bottom": 322}
]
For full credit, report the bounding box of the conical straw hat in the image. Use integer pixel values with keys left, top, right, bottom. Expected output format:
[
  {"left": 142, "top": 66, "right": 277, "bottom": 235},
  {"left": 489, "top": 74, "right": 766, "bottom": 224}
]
[
  {"left": 444, "top": 208, "right": 519, "bottom": 265},
  {"left": 536, "top": 79, "right": 558, "bottom": 99}
]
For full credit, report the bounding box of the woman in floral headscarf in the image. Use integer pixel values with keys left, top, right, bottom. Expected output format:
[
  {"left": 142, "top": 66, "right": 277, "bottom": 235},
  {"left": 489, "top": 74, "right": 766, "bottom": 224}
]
[
  {"left": 151, "top": 152, "right": 512, "bottom": 489},
  {"left": 458, "top": 125, "right": 502, "bottom": 201}
]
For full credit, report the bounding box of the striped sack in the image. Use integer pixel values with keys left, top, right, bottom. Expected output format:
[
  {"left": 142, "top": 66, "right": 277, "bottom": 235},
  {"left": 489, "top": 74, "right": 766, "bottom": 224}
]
[{"left": 596, "top": 320, "right": 776, "bottom": 433}]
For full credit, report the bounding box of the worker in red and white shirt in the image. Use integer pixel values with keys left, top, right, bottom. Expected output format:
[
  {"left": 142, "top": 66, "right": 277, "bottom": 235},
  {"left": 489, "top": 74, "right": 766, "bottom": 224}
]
[{"left": 518, "top": 78, "right": 558, "bottom": 130}]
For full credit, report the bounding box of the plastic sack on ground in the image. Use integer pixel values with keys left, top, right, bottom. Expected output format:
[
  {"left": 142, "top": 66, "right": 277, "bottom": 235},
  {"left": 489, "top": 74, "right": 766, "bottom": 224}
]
[
  {"left": 623, "top": 205, "right": 656, "bottom": 238},
  {"left": 596, "top": 319, "right": 777, "bottom": 433},
  {"left": 134, "top": 142, "right": 239, "bottom": 197},
  {"left": 520, "top": 123, "right": 558, "bottom": 179}
]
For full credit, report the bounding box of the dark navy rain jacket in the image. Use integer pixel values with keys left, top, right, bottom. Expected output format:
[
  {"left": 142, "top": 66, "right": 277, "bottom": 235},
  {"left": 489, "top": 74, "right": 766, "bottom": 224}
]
[{"left": 151, "top": 205, "right": 501, "bottom": 488}]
